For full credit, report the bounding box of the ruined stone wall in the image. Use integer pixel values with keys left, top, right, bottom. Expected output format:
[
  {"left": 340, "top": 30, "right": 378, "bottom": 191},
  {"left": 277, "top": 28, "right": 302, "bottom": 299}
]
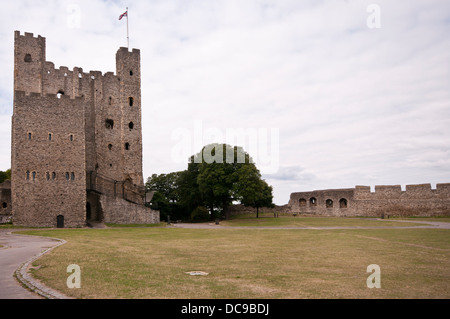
[
  {"left": 99, "top": 195, "right": 159, "bottom": 224},
  {"left": 289, "top": 188, "right": 355, "bottom": 216},
  {"left": 289, "top": 183, "right": 450, "bottom": 217}
]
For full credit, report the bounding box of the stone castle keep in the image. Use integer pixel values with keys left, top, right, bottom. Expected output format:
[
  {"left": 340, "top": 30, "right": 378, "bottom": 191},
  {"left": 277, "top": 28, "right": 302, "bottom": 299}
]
[
  {"left": 8, "top": 31, "right": 159, "bottom": 227},
  {"left": 289, "top": 183, "right": 450, "bottom": 217}
]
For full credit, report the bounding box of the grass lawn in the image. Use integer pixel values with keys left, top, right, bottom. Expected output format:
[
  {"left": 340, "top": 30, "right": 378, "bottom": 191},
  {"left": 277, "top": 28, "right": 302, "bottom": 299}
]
[
  {"left": 219, "top": 214, "right": 429, "bottom": 227},
  {"left": 18, "top": 218, "right": 450, "bottom": 299}
]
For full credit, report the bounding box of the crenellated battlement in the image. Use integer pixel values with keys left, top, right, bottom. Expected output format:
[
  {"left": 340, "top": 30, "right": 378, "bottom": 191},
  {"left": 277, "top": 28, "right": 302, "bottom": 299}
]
[{"left": 289, "top": 183, "right": 450, "bottom": 217}]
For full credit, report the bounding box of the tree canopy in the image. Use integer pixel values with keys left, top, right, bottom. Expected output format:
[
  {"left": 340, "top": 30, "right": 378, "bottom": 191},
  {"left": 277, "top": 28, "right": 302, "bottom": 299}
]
[{"left": 145, "top": 144, "right": 273, "bottom": 221}]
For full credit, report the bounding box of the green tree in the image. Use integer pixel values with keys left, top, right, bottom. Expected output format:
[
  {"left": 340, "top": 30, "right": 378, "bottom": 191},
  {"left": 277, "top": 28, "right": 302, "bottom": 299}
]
[
  {"left": 233, "top": 164, "right": 274, "bottom": 218},
  {"left": 0, "top": 169, "right": 11, "bottom": 183},
  {"left": 145, "top": 172, "right": 186, "bottom": 221},
  {"left": 186, "top": 143, "right": 273, "bottom": 219}
]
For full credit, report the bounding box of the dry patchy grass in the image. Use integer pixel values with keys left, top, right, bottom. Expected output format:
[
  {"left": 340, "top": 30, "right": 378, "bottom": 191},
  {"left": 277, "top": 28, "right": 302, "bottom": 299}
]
[{"left": 20, "top": 225, "right": 450, "bottom": 299}]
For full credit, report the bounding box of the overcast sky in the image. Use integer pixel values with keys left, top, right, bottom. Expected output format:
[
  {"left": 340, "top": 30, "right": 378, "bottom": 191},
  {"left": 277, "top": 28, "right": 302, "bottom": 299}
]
[{"left": 0, "top": 0, "right": 449, "bottom": 205}]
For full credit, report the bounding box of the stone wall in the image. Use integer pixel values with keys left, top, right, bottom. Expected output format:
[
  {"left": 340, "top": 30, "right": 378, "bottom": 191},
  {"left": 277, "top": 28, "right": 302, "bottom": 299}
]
[
  {"left": 227, "top": 204, "right": 291, "bottom": 216},
  {"left": 99, "top": 195, "right": 159, "bottom": 224},
  {"left": 11, "top": 92, "right": 87, "bottom": 227},
  {"left": 289, "top": 183, "right": 450, "bottom": 217}
]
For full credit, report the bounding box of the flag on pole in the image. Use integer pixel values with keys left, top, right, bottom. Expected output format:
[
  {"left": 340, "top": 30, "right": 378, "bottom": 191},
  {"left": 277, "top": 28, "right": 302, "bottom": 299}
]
[{"left": 119, "top": 11, "right": 127, "bottom": 20}]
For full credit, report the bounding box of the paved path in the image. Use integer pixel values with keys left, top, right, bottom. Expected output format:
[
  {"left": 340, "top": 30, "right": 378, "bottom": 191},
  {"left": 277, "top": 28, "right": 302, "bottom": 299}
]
[{"left": 0, "top": 229, "right": 64, "bottom": 299}]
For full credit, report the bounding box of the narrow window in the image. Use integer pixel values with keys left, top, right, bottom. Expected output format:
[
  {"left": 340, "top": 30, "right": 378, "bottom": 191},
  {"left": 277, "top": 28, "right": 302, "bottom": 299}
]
[
  {"left": 108, "top": 144, "right": 113, "bottom": 150},
  {"left": 128, "top": 122, "right": 134, "bottom": 130},
  {"left": 32, "top": 171, "right": 36, "bottom": 181},
  {"left": 46, "top": 172, "right": 50, "bottom": 181},
  {"left": 129, "top": 70, "right": 133, "bottom": 76},
  {"left": 57, "top": 90, "right": 64, "bottom": 99},
  {"left": 105, "top": 119, "right": 114, "bottom": 129},
  {"left": 70, "top": 134, "right": 73, "bottom": 142},
  {"left": 52, "top": 172, "right": 56, "bottom": 180},
  {"left": 26, "top": 171, "right": 30, "bottom": 180},
  {"left": 65, "top": 172, "right": 70, "bottom": 180},
  {"left": 71, "top": 172, "right": 75, "bottom": 181},
  {"left": 2, "top": 202, "right": 6, "bottom": 209},
  {"left": 24, "top": 54, "right": 32, "bottom": 62},
  {"left": 109, "top": 96, "right": 112, "bottom": 105},
  {"left": 49, "top": 133, "right": 52, "bottom": 141},
  {"left": 125, "top": 142, "right": 130, "bottom": 150},
  {"left": 310, "top": 197, "right": 317, "bottom": 206},
  {"left": 28, "top": 132, "right": 32, "bottom": 140},
  {"left": 128, "top": 97, "right": 134, "bottom": 106}
]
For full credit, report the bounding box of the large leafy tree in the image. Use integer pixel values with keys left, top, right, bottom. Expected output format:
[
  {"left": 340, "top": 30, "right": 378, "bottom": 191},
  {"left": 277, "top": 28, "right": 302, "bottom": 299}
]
[
  {"left": 146, "top": 143, "right": 274, "bottom": 221},
  {"left": 190, "top": 143, "right": 273, "bottom": 218}
]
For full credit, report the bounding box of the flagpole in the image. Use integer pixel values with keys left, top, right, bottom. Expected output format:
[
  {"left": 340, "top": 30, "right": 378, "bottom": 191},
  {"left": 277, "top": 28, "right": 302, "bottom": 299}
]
[{"left": 126, "top": 7, "right": 129, "bottom": 49}]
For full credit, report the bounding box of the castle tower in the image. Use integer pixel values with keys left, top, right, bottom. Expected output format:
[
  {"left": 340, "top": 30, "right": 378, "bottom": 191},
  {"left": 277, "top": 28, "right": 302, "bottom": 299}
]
[
  {"left": 11, "top": 31, "right": 158, "bottom": 227},
  {"left": 116, "top": 48, "right": 143, "bottom": 186}
]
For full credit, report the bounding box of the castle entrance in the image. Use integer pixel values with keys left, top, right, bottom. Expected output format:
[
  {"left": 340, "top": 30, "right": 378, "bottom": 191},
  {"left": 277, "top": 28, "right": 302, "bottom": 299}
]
[{"left": 56, "top": 215, "right": 64, "bottom": 228}]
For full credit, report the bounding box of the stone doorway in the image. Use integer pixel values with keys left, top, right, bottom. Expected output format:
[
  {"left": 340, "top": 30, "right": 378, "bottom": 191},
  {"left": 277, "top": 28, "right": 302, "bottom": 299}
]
[{"left": 56, "top": 215, "right": 64, "bottom": 228}]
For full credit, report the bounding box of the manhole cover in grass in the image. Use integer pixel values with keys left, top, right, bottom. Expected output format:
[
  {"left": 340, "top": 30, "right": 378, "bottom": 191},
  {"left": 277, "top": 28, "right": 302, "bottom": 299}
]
[{"left": 185, "top": 271, "right": 209, "bottom": 276}]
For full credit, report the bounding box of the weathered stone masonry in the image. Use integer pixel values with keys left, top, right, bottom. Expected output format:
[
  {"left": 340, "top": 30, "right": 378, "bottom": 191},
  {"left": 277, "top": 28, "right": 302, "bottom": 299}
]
[
  {"left": 10, "top": 31, "right": 159, "bottom": 227},
  {"left": 289, "top": 183, "right": 450, "bottom": 217}
]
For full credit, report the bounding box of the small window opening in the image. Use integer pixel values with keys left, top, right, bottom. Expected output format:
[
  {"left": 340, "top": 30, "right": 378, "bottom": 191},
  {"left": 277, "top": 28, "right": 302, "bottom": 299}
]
[
  {"left": 64, "top": 73, "right": 68, "bottom": 77},
  {"left": 65, "top": 172, "right": 70, "bottom": 180},
  {"left": 49, "top": 133, "right": 52, "bottom": 141},
  {"left": 128, "top": 97, "right": 134, "bottom": 106},
  {"left": 70, "top": 134, "right": 73, "bottom": 141},
  {"left": 109, "top": 96, "right": 112, "bottom": 105},
  {"left": 71, "top": 172, "right": 75, "bottom": 181},
  {"left": 310, "top": 197, "right": 317, "bottom": 206},
  {"left": 326, "top": 199, "right": 333, "bottom": 208},
  {"left": 57, "top": 90, "right": 64, "bottom": 99},
  {"left": 32, "top": 171, "right": 36, "bottom": 181},
  {"left": 24, "top": 54, "right": 32, "bottom": 62},
  {"left": 105, "top": 119, "right": 114, "bottom": 129},
  {"left": 2, "top": 202, "right": 6, "bottom": 209},
  {"left": 339, "top": 198, "right": 348, "bottom": 209},
  {"left": 128, "top": 122, "right": 134, "bottom": 130},
  {"left": 26, "top": 171, "right": 30, "bottom": 180},
  {"left": 52, "top": 172, "right": 56, "bottom": 180},
  {"left": 299, "top": 198, "right": 306, "bottom": 207},
  {"left": 109, "top": 163, "right": 113, "bottom": 167},
  {"left": 46, "top": 172, "right": 50, "bottom": 181},
  {"left": 28, "top": 132, "right": 32, "bottom": 140},
  {"left": 78, "top": 73, "right": 82, "bottom": 78},
  {"left": 108, "top": 144, "right": 113, "bottom": 150},
  {"left": 125, "top": 142, "right": 130, "bottom": 150},
  {"left": 129, "top": 70, "right": 133, "bottom": 76}
]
